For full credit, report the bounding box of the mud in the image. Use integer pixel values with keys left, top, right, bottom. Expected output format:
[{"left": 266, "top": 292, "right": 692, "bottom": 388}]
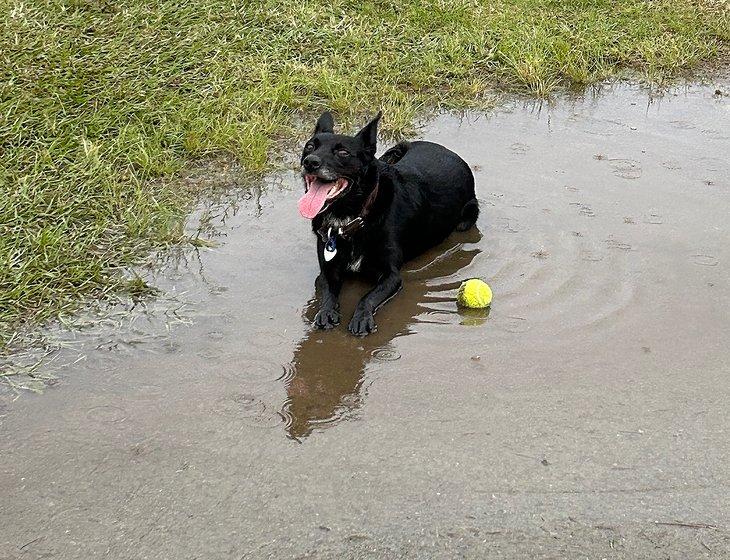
[{"left": 1, "top": 80, "right": 729, "bottom": 559}]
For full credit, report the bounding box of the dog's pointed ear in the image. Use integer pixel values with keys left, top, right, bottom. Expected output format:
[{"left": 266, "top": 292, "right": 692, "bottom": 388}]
[
  {"left": 314, "top": 111, "right": 334, "bottom": 134},
  {"left": 356, "top": 111, "right": 382, "bottom": 154}
]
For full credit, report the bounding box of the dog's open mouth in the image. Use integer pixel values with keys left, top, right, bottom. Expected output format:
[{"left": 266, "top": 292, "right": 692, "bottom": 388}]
[{"left": 298, "top": 175, "right": 349, "bottom": 219}]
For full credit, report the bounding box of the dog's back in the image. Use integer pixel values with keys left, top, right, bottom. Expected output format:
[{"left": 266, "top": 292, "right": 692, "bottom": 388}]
[{"left": 381, "top": 141, "right": 477, "bottom": 260}]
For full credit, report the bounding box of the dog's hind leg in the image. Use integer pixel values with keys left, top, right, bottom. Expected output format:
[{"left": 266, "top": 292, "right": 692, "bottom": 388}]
[{"left": 456, "top": 198, "right": 479, "bottom": 231}]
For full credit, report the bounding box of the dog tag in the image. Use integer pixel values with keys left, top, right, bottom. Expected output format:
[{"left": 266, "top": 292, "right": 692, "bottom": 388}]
[{"left": 324, "top": 228, "right": 337, "bottom": 262}]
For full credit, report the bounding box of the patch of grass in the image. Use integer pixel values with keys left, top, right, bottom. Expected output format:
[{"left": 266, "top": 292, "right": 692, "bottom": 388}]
[{"left": 1, "top": 0, "right": 728, "bottom": 344}]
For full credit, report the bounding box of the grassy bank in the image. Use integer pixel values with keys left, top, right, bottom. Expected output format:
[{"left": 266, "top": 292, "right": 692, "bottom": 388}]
[{"left": 1, "top": 0, "right": 728, "bottom": 344}]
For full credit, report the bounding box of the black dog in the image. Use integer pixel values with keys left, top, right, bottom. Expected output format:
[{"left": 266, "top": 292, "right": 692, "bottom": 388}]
[{"left": 298, "top": 111, "right": 478, "bottom": 336}]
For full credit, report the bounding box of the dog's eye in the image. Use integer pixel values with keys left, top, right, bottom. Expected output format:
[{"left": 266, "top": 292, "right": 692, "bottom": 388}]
[
  {"left": 335, "top": 149, "right": 350, "bottom": 157},
  {"left": 304, "top": 142, "right": 315, "bottom": 152}
]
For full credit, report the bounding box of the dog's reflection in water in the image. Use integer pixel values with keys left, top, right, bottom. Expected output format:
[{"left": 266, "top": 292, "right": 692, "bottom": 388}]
[{"left": 284, "top": 228, "right": 484, "bottom": 440}]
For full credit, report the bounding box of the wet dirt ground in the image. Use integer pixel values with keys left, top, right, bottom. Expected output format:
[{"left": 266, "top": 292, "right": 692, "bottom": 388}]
[{"left": 1, "top": 80, "right": 729, "bottom": 559}]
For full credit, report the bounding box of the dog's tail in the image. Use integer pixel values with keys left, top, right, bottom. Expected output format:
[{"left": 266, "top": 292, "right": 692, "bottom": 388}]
[
  {"left": 379, "top": 141, "right": 410, "bottom": 165},
  {"left": 456, "top": 198, "right": 479, "bottom": 231}
]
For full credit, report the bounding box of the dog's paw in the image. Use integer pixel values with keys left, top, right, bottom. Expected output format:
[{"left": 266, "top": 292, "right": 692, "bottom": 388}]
[
  {"left": 348, "top": 311, "right": 376, "bottom": 336},
  {"left": 314, "top": 307, "right": 340, "bottom": 329}
]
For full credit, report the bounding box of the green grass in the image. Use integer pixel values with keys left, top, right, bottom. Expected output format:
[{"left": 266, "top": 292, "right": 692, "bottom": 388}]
[{"left": 1, "top": 0, "right": 728, "bottom": 345}]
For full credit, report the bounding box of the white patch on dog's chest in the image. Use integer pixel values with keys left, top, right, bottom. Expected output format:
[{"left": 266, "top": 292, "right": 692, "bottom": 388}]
[
  {"left": 320, "top": 215, "right": 365, "bottom": 272},
  {"left": 348, "top": 255, "right": 364, "bottom": 272}
]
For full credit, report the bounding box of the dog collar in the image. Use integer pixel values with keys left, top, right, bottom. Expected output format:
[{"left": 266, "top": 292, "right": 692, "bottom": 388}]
[{"left": 318, "top": 181, "right": 379, "bottom": 242}]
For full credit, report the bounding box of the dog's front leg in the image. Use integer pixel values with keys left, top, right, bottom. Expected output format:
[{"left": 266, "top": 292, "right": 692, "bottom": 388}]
[
  {"left": 314, "top": 239, "right": 344, "bottom": 329},
  {"left": 314, "top": 271, "right": 342, "bottom": 329},
  {"left": 348, "top": 269, "right": 402, "bottom": 336}
]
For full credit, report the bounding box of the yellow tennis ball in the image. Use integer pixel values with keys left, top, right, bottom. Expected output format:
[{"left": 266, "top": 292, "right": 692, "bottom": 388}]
[{"left": 457, "top": 279, "right": 492, "bottom": 309}]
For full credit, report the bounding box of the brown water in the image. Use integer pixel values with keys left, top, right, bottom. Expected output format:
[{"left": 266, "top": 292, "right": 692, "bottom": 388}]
[{"left": 1, "top": 81, "right": 729, "bottom": 558}]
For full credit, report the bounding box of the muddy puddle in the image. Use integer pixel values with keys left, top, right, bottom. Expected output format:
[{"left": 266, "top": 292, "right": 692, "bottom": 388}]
[{"left": 1, "top": 81, "right": 729, "bottom": 558}]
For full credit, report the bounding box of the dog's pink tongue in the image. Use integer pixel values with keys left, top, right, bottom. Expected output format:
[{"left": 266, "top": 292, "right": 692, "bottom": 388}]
[{"left": 298, "top": 180, "right": 330, "bottom": 219}]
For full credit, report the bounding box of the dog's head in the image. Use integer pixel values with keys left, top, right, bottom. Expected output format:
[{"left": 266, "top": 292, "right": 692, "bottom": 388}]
[{"left": 298, "top": 111, "right": 381, "bottom": 220}]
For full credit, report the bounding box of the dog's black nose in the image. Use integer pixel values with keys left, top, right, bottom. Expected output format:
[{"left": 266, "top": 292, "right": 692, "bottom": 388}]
[{"left": 302, "top": 154, "right": 321, "bottom": 172}]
